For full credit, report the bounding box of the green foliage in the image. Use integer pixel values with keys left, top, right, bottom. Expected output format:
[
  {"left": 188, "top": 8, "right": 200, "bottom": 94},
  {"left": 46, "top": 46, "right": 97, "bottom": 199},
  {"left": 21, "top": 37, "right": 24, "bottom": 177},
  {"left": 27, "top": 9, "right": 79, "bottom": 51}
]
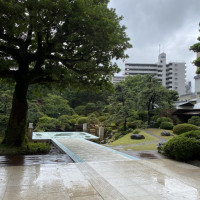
[
  {"left": 58, "top": 115, "right": 72, "bottom": 131},
  {"left": 104, "top": 127, "right": 112, "bottom": 137},
  {"left": 133, "top": 120, "right": 146, "bottom": 129},
  {"left": 160, "top": 122, "right": 173, "bottom": 130},
  {"left": 190, "top": 24, "right": 200, "bottom": 69},
  {"left": 113, "top": 133, "right": 121, "bottom": 140},
  {"left": 0, "top": 0, "right": 131, "bottom": 146},
  {"left": 28, "top": 102, "right": 45, "bottom": 123},
  {"left": 69, "top": 119, "right": 77, "bottom": 125},
  {"left": 85, "top": 103, "right": 96, "bottom": 115},
  {"left": 157, "top": 117, "right": 173, "bottom": 126},
  {"left": 126, "top": 122, "right": 137, "bottom": 129},
  {"left": 0, "top": 142, "right": 50, "bottom": 155},
  {"left": 43, "top": 94, "right": 74, "bottom": 118},
  {"left": 163, "top": 131, "right": 200, "bottom": 161},
  {"left": 0, "top": 115, "right": 8, "bottom": 134},
  {"left": 34, "top": 117, "right": 61, "bottom": 132},
  {"left": 181, "top": 130, "right": 200, "bottom": 139},
  {"left": 77, "top": 117, "right": 88, "bottom": 125},
  {"left": 132, "top": 129, "right": 140, "bottom": 134},
  {"left": 188, "top": 116, "right": 200, "bottom": 126},
  {"left": 98, "top": 116, "right": 107, "bottom": 122},
  {"left": 87, "top": 113, "right": 99, "bottom": 124},
  {"left": 74, "top": 105, "right": 86, "bottom": 115},
  {"left": 173, "top": 123, "right": 199, "bottom": 135}
]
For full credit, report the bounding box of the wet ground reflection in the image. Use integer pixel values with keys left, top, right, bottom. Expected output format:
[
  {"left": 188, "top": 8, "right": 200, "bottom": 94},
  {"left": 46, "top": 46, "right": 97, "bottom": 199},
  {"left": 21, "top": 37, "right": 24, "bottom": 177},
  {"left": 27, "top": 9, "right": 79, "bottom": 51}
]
[
  {"left": 138, "top": 152, "right": 158, "bottom": 159},
  {"left": 0, "top": 154, "right": 74, "bottom": 166}
]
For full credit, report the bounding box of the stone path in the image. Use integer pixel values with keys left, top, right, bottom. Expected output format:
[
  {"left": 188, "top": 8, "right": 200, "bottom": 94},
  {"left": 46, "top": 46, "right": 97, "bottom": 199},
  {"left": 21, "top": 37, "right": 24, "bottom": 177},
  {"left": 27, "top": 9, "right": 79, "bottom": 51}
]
[
  {"left": 0, "top": 158, "right": 199, "bottom": 200},
  {"left": 55, "top": 138, "right": 138, "bottom": 162},
  {"left": 0, "top": 138, "right": 200, "bottom": 200}
]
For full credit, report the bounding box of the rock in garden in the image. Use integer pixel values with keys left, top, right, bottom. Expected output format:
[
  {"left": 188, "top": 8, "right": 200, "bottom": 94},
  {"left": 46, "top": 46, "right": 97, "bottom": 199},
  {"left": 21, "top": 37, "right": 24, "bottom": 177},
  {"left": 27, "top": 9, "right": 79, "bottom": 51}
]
[
  {"left": 161, "top": 132, "right": 171, "bottom": 136},
  {"left": 130, "top": 134, "right": 145, "bottom": 139}
]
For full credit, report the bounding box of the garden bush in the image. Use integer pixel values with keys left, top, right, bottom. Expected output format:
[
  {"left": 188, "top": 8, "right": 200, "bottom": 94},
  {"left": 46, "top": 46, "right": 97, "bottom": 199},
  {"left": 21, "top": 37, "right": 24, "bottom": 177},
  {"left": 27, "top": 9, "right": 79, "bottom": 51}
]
[
  {"left": 188, "top": 116, "right": 200, "bottom": 126},
  {"left": 127, "top": 122, "right": 137, "bottom": 129},
  {"left": 160, "top": 122, "right": 173, "bottom": 130},
  {"left": 87, "top": 113, "right": 99, "bottom": 124},
  {"left": 34, "top": 116, "right": 61, "bottom": 132},
  {"left": 58, "top": 115, "right": 72, "bottom": 131},
  {"left": 77, "top": 117, "right": 88, "bottom": 125},
  {"left": 157, "top": 117, "right": 172, "bottom": 126},
  {"left": 132, "top": 129, "right": 140, "bottom": 134},
  {"left": 173, "top": 123, "right": 199, "bottom": 135},
  {"left": 98, "top": 116, "right": 107, "bottom": 122},
  {"left": 104, "top": 127, "right": 112, "bottom": 135},
  {"left": 163, "top": 131, "right": 200, "bottom": 161},
  {"left": 181, "top": 130, "right": 200, "bottom": 139}
]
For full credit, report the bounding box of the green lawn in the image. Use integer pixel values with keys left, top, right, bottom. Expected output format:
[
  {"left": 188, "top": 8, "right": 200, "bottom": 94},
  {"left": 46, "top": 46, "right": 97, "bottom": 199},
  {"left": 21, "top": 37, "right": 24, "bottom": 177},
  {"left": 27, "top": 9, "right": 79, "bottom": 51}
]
[
  {"left": 124, "top": 143, "right": 157, "bottom": 151},
  {"left": 108, "top": 130, "right": 159, "bottom": 146},
  {"left": 145, "top": 128, "right": 174, "bottom": 140}
]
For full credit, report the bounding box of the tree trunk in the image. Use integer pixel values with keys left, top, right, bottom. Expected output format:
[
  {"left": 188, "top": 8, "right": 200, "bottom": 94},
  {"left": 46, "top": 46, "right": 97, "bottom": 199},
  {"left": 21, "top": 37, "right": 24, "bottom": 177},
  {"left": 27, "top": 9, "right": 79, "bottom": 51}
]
[
  {"left": 123, "top": 117, "right": 127, "bottom": 131},
  {"left": 3, "top": 80, "right": 29, "bottom": 146},
  {"left": 147, "top": 102, "right": 151, "bottom": 126}
]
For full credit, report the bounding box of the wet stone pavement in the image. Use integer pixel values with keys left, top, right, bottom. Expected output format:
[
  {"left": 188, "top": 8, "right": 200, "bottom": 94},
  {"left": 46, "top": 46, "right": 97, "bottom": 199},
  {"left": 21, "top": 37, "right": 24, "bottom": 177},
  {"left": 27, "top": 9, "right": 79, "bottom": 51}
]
[{"left": 0, "top": 138, "right": 199, "bottom": 200}]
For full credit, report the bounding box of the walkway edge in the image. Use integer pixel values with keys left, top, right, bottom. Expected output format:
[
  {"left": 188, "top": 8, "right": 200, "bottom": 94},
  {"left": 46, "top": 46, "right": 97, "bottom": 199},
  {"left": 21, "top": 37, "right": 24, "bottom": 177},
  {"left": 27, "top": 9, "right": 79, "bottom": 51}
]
[{"left": 52, "top": 139, "right": 84, "bottom": 163}]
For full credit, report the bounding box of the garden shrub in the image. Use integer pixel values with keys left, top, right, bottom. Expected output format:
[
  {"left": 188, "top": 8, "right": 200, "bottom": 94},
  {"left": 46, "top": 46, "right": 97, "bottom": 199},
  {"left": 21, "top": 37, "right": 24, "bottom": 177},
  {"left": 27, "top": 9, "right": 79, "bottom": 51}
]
[
  {"left": 160, "top": 122, "right": 173, "bottom": 130},
  {"left": 157, "top": 117, "right": 172, "bottom": 126},
  {"left": 74, "top": 105, "right": 86, "bottom": 115},
  {"left": 104, "top": 127, "right": 112, "bottom": 135},
  {"left": 188, "top": 116, "right": 200, "bottom": 126},
  {"left": 173, "top": 123, "right": 199, "bottom": 135},
  {"left": 163, "top": 132, "right": 200, "bottom": 161},
  {"left": 58, "top": 115, "right": 72, "bottom": 131},
  {"left": 69, "top": 119, "right": 77, "bottom": 125},
  {"left": 132, "top": 129, "right": 140, "bottom": 134},
  {"left": 77, "top": 117, "right": 88, "bottom": 124},
  {"left": 87, "top": 113, "right": 99, "bottom": 124},
  {"left": 181, "top": 130, "right": 200, "bottom": 139},
  {"left": 34, "top": 116, "right": 61, "bottom": 132},
  {"left": 127, "top": 122, "right": 137, "bottom": 129},
  {"left": 98, "top": 116, "right": 107, "bottom": 122},
  {"left": 114, "top": 133, "right": 121, "bottom": 140},
  {"left": 133, "top": 120, "right": 147, "bottom": 129}
]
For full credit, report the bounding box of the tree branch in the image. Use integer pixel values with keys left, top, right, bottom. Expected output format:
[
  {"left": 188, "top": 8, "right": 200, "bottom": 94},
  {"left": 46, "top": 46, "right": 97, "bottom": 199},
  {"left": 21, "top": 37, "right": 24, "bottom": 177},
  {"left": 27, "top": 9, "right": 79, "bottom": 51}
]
[{"left": 0, "top": 45, "right": 20, "bottom": 61}]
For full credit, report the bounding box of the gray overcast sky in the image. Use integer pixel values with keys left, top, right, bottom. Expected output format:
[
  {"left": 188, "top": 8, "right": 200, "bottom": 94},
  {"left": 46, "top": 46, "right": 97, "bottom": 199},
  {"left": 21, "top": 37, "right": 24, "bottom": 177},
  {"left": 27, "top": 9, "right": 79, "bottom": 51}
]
[{"left": 108, "top": 0, "right": 200, "bottom": 91}]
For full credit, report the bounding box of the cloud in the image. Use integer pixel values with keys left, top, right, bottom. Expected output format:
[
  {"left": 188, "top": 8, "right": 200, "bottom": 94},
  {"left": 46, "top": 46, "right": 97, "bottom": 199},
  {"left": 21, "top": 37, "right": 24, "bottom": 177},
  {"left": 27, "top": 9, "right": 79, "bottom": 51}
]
[{"left": 109, "top": 0, "right": 200, "bottom": 91}]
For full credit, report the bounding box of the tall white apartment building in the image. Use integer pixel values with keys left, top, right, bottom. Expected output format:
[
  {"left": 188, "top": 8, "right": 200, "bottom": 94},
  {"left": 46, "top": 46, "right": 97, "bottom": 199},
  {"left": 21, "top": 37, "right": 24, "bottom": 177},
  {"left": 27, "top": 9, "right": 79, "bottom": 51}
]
[
  {"left": 125, "top": 53, "right": 186, "bottom": 96},
  {"left": 111, "top": 76, "right": 125, "bottom": 84}
]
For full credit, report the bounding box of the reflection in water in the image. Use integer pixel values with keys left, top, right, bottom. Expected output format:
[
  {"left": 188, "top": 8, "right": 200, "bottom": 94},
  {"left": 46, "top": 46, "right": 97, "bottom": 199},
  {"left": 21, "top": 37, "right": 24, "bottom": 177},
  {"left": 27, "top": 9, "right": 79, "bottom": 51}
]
[
  {"left": 0, "top": 154, "right": 74, "bottom": 166},
  {"left": 139, "top": 152, "right": 157, "bottom": 159},
  {"left": 0, "top": 155, "right": 25, "bottom": 166}
]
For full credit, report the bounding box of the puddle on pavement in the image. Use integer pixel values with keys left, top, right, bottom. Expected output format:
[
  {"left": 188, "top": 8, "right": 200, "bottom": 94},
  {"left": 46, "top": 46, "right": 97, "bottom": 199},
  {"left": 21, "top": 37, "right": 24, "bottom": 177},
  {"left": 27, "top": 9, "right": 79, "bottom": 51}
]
[
  {"left": 0, "top": 154, "right": 74, "bottom": 166},
  {"left": 138, "top": 152, "right": 158, "bottom": 159}
]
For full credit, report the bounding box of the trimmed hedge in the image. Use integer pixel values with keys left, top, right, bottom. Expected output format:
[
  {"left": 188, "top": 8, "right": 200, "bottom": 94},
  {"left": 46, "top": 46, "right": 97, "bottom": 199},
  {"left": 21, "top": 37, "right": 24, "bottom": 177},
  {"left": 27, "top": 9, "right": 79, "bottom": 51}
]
[
  {"left": 160, "top": 122, "right": 173, "bottom": 130},
  {"left": 157, "top": 117, "right": 172, "bottom": 126},
  {"left": 163, "top": 130, "right": 200, "bottom": 161},
  {"left": 77, "top": 117, "right": 88, "bottom": 125},
  {"left": 188, "top": 116, "right": 200, "bottom": 126},
  {"left": 173, "top": 123, "right": 199, "bottom": 135}
]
